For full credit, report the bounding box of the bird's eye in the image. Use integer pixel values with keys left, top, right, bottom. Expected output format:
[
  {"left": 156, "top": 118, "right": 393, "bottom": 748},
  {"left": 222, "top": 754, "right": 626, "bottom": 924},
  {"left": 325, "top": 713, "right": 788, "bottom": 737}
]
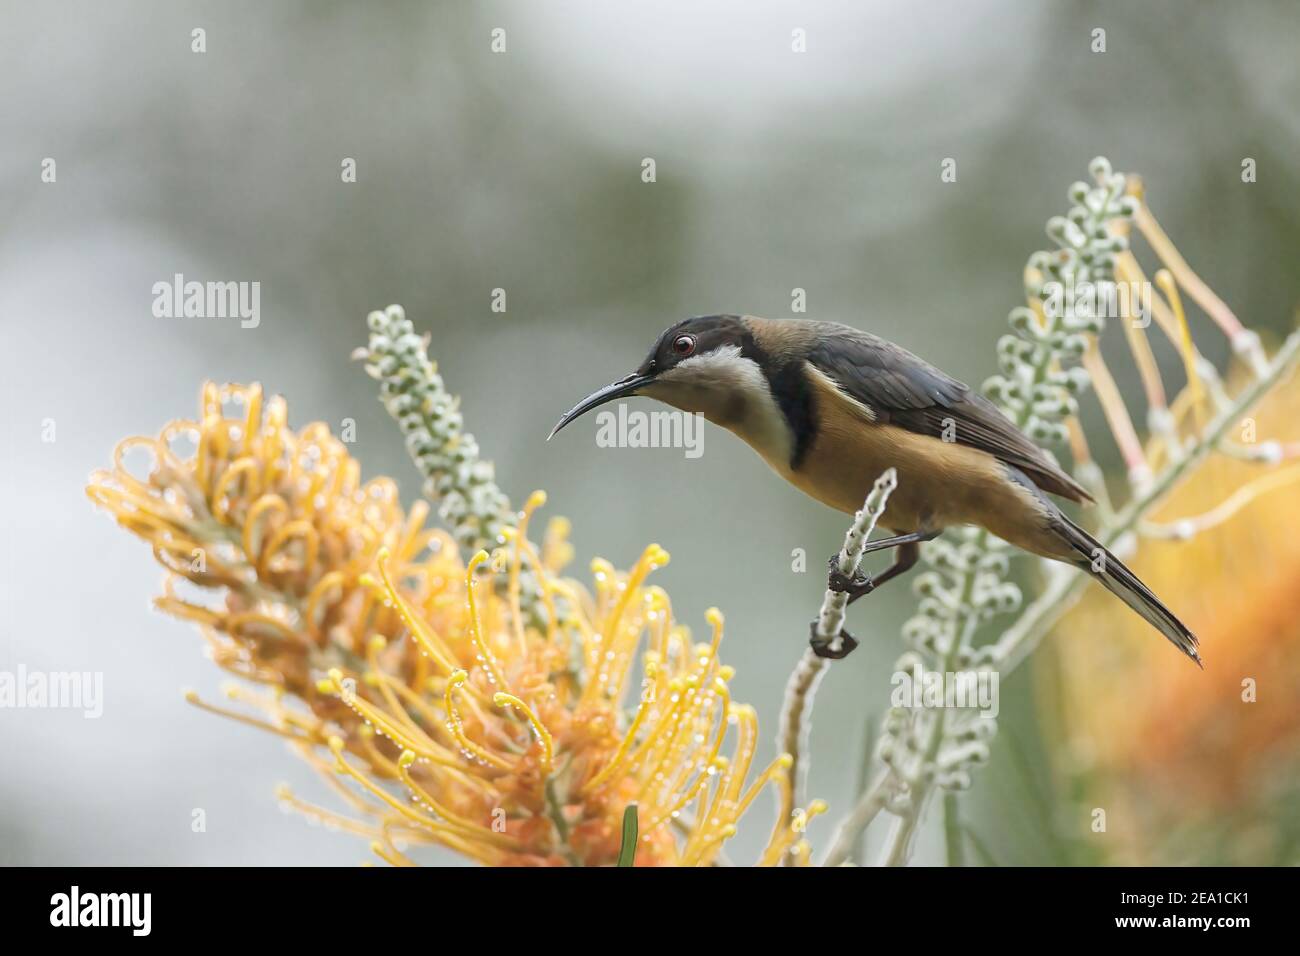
[{"left": 672, "top": 334, "right": 696, "bottom": 357}]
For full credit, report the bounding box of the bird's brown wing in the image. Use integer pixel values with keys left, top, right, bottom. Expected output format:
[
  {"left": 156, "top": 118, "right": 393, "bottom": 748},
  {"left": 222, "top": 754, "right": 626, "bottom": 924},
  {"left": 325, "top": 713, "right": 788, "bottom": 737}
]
[{"left": 806, "top": 324, "right": 1094, "bottom": 504}]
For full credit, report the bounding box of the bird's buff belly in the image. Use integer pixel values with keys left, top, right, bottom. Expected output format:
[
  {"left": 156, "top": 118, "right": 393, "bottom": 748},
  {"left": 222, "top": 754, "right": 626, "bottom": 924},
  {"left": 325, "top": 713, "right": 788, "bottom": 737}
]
[{"left": 774, "top": 422, "right": 1067, "bottom": 558}]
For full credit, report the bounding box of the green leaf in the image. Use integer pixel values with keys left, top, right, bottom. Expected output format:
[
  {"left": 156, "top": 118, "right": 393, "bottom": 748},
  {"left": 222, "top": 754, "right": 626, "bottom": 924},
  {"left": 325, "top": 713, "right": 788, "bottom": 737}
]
[{"left": 617, "top": 804, "right": 638, "bottom": 867}]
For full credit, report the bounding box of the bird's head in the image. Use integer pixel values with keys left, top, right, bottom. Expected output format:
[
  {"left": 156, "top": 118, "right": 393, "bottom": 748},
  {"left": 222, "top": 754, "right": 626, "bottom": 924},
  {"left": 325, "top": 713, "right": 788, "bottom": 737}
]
[{"left": 548, "top": 314, "right": 770, "bottom": 439}]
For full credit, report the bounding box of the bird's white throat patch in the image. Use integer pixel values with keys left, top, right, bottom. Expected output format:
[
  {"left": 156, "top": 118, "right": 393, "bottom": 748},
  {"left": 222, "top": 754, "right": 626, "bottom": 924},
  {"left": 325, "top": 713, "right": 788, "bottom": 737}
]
[
  {"left": 656, "top": 343, "right": 771, "bottom": 396},
  {"left": 647, "top": 344, "right": 795, "bottom": 469}
]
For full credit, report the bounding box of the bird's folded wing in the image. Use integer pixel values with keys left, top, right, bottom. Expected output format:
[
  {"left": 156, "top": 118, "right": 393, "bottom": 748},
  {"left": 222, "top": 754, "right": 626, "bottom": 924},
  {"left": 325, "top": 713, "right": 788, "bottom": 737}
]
[{"left": 807, "top": 325, "right": 1094, "bottom": 504}]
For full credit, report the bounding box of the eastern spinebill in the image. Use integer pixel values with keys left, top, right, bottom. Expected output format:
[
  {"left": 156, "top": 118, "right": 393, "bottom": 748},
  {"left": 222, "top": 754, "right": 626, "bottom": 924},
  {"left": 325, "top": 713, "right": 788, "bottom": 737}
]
[{"left": 549, "top": 315, "right": 1200, "bottom": 666}]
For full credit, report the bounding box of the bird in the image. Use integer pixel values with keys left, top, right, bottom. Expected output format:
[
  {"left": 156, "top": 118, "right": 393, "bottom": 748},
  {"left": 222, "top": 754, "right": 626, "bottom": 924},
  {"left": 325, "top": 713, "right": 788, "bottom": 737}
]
[{"left": 548, "top": 314, "right": 1200, "bottom": 666}]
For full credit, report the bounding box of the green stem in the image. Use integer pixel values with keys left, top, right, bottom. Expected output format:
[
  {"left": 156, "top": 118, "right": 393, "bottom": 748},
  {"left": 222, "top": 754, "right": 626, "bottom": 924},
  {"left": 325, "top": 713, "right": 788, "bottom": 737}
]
[
  {"left": 943, "top": 792, "right": 965, "bottom": 867},
  {"left": 545, "top": 776, "right": 582, "bottom": 867},
  {"left": 822, "top": 771, "right": 890, "bottom": 867},
  {"left": 879, "top": 573, "right": 981, "bottom": 866},
  {"left": 851, "top": 716, "right": 877, "bottom": 865},
  {"left": 964, "top": 825, "right": 1001, "bottom": 867}
]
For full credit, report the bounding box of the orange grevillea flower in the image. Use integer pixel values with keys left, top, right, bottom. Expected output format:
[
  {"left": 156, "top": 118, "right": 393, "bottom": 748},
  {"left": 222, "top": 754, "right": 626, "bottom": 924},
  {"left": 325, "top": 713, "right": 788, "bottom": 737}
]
[
  {"left": 87, "top": 382, "right": 814, "bottom": 866},
  {"left": 1050, "top": 372, "right": 1300, "bottom": 863}
]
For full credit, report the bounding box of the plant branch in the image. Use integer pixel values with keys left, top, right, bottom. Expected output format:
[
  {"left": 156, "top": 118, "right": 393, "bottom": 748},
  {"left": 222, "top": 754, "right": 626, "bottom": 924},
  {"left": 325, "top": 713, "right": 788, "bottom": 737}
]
[
  {"left": 777, "top": 468, "right": 895, "bottom": 864},
  {"left": 776, "top": 649, "right": 828, "bottom": 829},
  {"left": 779, "top": 469, "right": 896, "bottom": 794}
]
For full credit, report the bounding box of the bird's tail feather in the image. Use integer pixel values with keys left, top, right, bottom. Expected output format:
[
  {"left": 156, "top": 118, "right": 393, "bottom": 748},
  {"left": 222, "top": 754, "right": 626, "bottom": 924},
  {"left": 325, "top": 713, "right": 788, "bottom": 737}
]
[{"left": 1053, "top": 513, "right": 1202, "bottom": 667}]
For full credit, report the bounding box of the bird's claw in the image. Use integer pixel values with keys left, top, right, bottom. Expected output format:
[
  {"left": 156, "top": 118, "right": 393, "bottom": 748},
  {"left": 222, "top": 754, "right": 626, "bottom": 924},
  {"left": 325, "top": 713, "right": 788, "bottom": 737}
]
[
  {"left": 809, "top": 621, "right": 859, "bottom": 660},
  {"left": 826, "top": 555, "right": 875, "bottom": 601}
]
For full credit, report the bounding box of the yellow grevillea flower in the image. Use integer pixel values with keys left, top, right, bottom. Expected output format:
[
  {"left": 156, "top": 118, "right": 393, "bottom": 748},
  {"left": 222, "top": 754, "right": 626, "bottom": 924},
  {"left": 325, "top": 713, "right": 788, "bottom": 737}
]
[{"left": 87, "top": 382, "right": 810, "bottom": 866}]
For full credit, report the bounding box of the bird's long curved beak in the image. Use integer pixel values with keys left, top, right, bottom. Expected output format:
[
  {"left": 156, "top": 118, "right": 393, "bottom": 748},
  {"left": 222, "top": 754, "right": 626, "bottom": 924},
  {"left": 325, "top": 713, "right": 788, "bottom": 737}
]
[{"left": 548, "top": 372, "right": 654, "bottom": 440}]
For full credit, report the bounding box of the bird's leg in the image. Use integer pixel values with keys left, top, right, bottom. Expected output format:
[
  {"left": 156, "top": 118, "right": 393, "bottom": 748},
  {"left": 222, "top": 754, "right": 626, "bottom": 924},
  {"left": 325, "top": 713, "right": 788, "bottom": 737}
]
[
  {"left": 858, "top": 541, "right": 922, "bottom": 597},
  {"left": 825, "top": 531, "right": 938, "bottom": 605},
  {"left": 856, "top": 529, "right": 940, "bottom": 555}
]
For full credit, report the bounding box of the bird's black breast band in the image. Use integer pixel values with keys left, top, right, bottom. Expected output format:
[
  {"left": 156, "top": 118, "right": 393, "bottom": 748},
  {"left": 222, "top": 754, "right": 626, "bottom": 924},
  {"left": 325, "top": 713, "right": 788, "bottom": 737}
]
[
  {"left": 738, "top": 331, "right": 817, "bottom": 471},
  {"left": 767, "top": 361, "right": 817, "bottom": 470}
]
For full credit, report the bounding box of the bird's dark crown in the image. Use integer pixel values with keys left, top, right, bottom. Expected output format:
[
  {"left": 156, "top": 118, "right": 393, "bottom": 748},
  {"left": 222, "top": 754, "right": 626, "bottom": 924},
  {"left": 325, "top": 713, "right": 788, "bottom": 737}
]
[{"left": 636, "top": 314, "right": 764, "bottom": 378}]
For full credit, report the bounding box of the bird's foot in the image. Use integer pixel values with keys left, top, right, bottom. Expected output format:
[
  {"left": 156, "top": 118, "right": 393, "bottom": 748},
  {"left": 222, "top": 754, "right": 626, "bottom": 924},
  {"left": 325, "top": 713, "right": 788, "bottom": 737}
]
[
  {"left": 826, "top": 555, "right": 876, "bottom": 603},
  {"left": 809, "top": 621, "right": 859, "bottom": 660}
]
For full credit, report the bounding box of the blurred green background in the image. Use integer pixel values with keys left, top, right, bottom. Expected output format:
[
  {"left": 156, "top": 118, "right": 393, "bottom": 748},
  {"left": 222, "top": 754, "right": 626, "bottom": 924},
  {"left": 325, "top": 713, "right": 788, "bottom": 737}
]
[{"left": 2, "top": 0, "right": 1297, "bottom": 865}]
